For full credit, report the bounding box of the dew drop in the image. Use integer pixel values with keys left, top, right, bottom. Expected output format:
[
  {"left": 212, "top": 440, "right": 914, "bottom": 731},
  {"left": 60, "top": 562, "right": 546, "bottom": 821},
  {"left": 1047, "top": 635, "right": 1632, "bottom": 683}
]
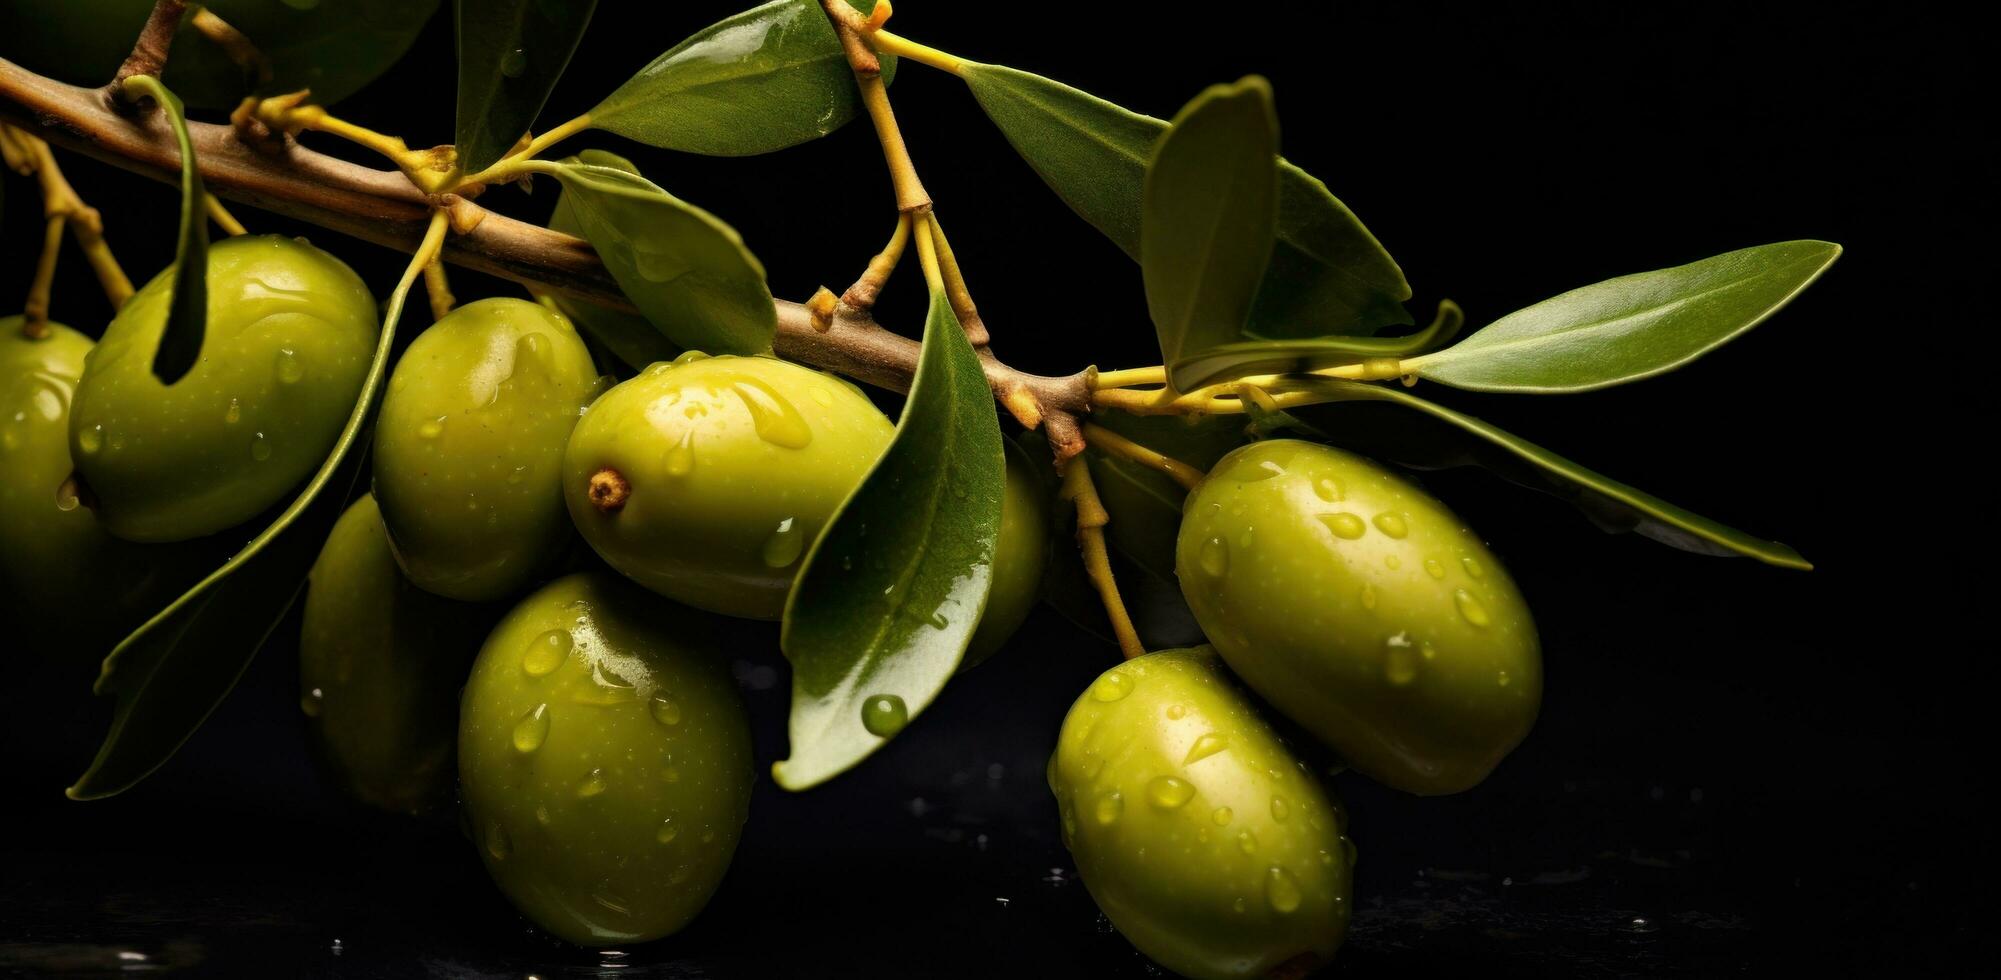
[
  {"left": 664, "top": 429, "right": 696, "bottom": 476},
  {"left": 1184, "top": 733, "right": 1227, "bottom": 765},
  {"left": 224, "top": 398, "right": 242, "bottom": 425},
  {"left": 500, "top": 48, "right": 528, "bottom": 78},
  {"left": 809, "top": 387, "right": 834, "bottom": 407},
  {"left": 1320, "top": 513, "right": 1366, "bottom": 539},
  {"left": 577, "top": 768, "right": 608, "bottom": 798},
  {"left": 535, "top": 806, "right": 551, "bottom": 826},
  {"left": 1421, "top": 641, "right": 1438, "bottom": 661},
  {"left": 512, "top": 703, "right": 550, "bottom": 753},
  {"left": 761, "top": 517, "right": 804, "bottom": 568},
  {"left": 507, "top": 465, "right": 528, "bottom": 485},
  {"left": 1237, "top": 830, "right": 1258, "bottom": 854},
  {"left": 1372, "top": 512, "right": 1408, "bottom": 538},
  {"left": 1146, "top": 776, "right": 1195, "bottom": 810},
  {"left": 1461, "top": 555, "right": 1487, "bottom": 579},
  {"left": 1093, "top": 791, "right": 1124, "bottom": 826},
  {"left": 733, "top": 379, "right": 813, "bottom": 448},
  {"left": 1165, "top": 704, "right": 1186, "bottom": 720},
  {"left": 649, "top": 695, "right": 683, "bottom": 727},
  {"left": 485, "top": 822, "right": 511, "bottom": 861},
  {"left": 1233, "top": 897, "right": 1247, "bottom": 913},
  {"left": 861, "top": 694, "right": 908, "bottom": 736},
  {"left": 1197, "top": 536, "right": 1229, "bottom": 577},
  {"left": 656, "top": 820, "right": 679, "bottom": 844},
  {"left": 1247, "top": 459, "right": 1285, "bottom": 481},
  {"left": 249, "top": 431, "right": 273, "bottom": 461},
  {"left": 1359, "top": 584, "right": 1378, "bottom": 611},
  {"left": 1270, "top": 796, "right": 1291, "bottom": 822},
  {"left": 1089, "top": 672, "right": 1134, "bottom": 703},
  {"left": 1455, "top": 589, "right": 1492, "bottom": 627},
  {"left": 1384, "top": 633, "right": 1419, "bottom": 685},
  {"left": 1497, "top": 670, "right": 1513, "bottom": 687},
  {"left": 1313, "top": 477, "right": 1344, "bottom": 502},
  {"left": 299, "top": 687, "right": 323, "bottom": 717},
  {"left": 1424, "top": 558, "right": 1447, "bottom": 579},
  {"left": 418, "top": 417, "right": 445, "bottom": 440},
  {"left": 1384, "top": 555, "right": 1402, "bottom": 570},
  {"left": 275, "top": 348, "right": 304, "bottom": 384},
  {"left": 522, "top": 629, "right": 571, "bottom": 676},
  {"left": 1266, "top": 867, "right": 1302, "bottom": 913},
  {"left": 78, "top": 424, "right": 103, "bottom": 455},
  {"left": 1211, "top": 806, "right": 1234, "bottom": 827}
]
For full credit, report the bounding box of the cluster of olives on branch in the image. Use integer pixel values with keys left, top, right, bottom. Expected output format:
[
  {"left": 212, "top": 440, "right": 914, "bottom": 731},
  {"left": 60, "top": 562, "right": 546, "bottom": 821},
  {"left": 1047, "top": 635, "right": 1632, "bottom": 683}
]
[{"left": 2, "top": 230, "right": 1541, "bottom": 975}]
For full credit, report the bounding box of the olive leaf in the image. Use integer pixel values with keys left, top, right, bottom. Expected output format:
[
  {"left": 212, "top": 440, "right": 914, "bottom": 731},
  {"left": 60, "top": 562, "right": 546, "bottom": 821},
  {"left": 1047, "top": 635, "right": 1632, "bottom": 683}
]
[
  {"left": 1143, "top": 77, "right": 1278, "bottom": 391},
  {"left": 961, "top": 62, "right": 1410, "bottom": 338},
  {"left": 1281, "top": 380, "right": 1811, "bottom": 569},
  {"left": 67, "top": 230, "right": 424, "bottom": 800},
  {"left": 774, "top": 285, "right": 1004, "bottom": 791},
  {"left": 1406, "top": 241, "right": 1841, "bottom": 393},
  {"left": 539, "top": 158, "right": 775, "bottom": 356},
  {"left": 1169, "top": 301, "right": 1466, "bottom": 393},
  {"left": 544, "top": 149, "right": 681, "bottom": 369},
  {"left": 588, "top": 0, "right": 895, "bottom": 156},
  {"left": 453, "top": 0, "right": 599, "bottom": 173},
  {"left": 122, "top": 75, "right": 205, "bottom": 385}
]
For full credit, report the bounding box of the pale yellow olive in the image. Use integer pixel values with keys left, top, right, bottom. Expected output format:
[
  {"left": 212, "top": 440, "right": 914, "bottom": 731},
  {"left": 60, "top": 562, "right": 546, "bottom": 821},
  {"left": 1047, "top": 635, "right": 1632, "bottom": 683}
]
[
  {"left": 1176, "top": 439, "right": 1542, "bottom": 795},
  {"left": 1050, "top": 646, "right": 1354, "bottom": 980}
]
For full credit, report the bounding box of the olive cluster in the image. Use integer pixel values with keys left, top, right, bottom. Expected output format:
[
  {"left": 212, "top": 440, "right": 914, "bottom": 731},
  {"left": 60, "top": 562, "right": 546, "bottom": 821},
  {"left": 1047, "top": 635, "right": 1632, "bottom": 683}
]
[{"left": 2, "top": 238, "right": 1541, "bottom": 974}]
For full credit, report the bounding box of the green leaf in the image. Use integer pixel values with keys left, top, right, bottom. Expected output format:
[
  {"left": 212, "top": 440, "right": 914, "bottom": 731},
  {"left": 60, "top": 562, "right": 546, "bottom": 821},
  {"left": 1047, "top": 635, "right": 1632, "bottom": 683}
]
[
  {"left": 588, "top": 0, "right": 895, "bottom": 156},
  {"left": 774, "top": 285, "right": 1005, "bottom": 790},
  {"left": 453, "top": 0, "right": 598, "bottom": 173},
  {"left": 122, "top": 76, "right": 205, "bottom": 385},
  {"left": 962, "top": 62, "right": 1410, "bottom": 337},
  {"left": 544, "top": 149, "right": 681, "bottom": 369},
  {"left": 540, "top": 159, "right": 775, "bottom": 355},
  {"left": 1281, "top": 380, "right": 1811, "bottom": 569},
  {"left": 1408, "top": 241, "right": 1841, "bottom": 393},
  {"left": 1169, "top": 300, "right": 1466, "bottom": 393},
  {"left": 1143, "top": 77, "right": 1279, "bottom": 390},
  {"left": 67, "top": 227, "right": 424, "bottom": 800}
]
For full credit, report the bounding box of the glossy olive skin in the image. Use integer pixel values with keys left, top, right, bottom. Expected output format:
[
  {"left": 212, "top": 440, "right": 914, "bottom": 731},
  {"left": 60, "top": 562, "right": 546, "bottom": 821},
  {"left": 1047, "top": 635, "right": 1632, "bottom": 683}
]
[
  {"left": 459, "top": 572, "right": 754, "bottom": 945},
  {"left": 69, "top": 235, "right": 377, "bottom": 543},
  {"left": 374, "top": 298, "right": 601, "bottom": 600},
  {"left": 1, "top": 318, "right": 211, "bottom": 654},
  {"left": 300, "top": 494, "right": 498, "bottom": 813},
  {"left": 563, "top": 353, "right": 894, "bottom": 620},
  {"left": 0, "top": 1, "right": 440, "bottom": 109},
  {"left": 1176, "top": 439, "right": 1542, "bottom": 795},
  {"left": 960, "top": 437, "right": 1050, "bottom": 668},
  {"left": 1050, "top": 646, "right": 1354, "bottom": 980}
]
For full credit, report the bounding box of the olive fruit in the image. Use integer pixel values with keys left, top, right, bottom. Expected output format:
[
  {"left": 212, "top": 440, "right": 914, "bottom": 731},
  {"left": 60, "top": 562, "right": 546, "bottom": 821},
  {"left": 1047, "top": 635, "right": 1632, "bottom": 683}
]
[
  {"left": 459, "top": 572, "right": 754, "bottom": 945},
  {"left": 373, "top": 298, "right": 600, "bottom": 600},
  {"left": 563, "top": 353, "right": 894, "bottom": 620},
  {"left": 69, "top": 235, "right": 377, "bottom": 543},
  {"left": 1050, "top": 646, "right": 1354, "bottom": 980},
  {"left": 961, "top": 437, "right": 1050, "bottom": 668},
  {"left": 1, "top": 318, "right": 206, "bottom": 652},
  {"left": 1175, "top": 439, "right": 1542, "bottom": 795},
  {"left": 0, "top": 1, "right": 440, "bottom": 109},
  {"left": 299, "top": 494, "right": 497, "bottom": 813}
]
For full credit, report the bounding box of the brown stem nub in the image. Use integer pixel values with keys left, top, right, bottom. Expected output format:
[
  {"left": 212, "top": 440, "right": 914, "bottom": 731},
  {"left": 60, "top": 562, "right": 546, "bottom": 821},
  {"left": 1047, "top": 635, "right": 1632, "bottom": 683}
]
[
  {"left": 587, "top": 468, "right": 631, "bottom": 514},
  {"left": 111, "top": 0, "right": 188, "bottom": 92}
]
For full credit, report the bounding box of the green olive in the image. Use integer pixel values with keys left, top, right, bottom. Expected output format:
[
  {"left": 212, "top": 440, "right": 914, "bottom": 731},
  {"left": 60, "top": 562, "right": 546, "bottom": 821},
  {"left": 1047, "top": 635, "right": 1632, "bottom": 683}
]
[
  {"left": 1050, "top": 646, "right": 1354, "bottom": 980},
  {"left": 69, "top": 235, "right": 377, "bottom": 543},
  {"left": 563, "top": 353, "right": 894, "bottom": 620},
  {"left": 961, "top": 437, "right": 1050, "bottom": 668},
  {"left": 0, "top": 1, "right": 440, "bottom": 109},
  {"left": 459, "top": 572, "right": 754, "bottom": 946},
  {"left": 300, "top": 494, "right": 498, "bottom": 813},
  {"left": 0, "top": 318, "right": 209, "bottom": 655},
  {"left": 373, "top": 298, "right": 601, "bottom": 601},
  {"left": 1175, "top": 439, "right": 1542, "bottom": 795}
]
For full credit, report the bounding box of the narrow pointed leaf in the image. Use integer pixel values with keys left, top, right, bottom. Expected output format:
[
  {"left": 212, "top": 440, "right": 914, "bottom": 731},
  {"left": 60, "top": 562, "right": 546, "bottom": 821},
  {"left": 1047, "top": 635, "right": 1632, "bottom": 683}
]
[
  {"left": 542, "top": 159, "right": 775, "bottom": 355},
  {"left": 774, "top": 287, "right": 1004, "bottom": 790},
  {"left": 1144, "top": 77, "right": 1278, "bottom": 390},
  {"left": 1170, "top": 301, "right": 1466, "bottom": 392},
  {"left": 68, "top": 237, "right": 421, "bottom": 799},
  {"left": 1284, "top": 380, "right": 1810, "bottom": 569},
  {"left": 123, "top": 76, "right": 205, "bottom": 385},
  {"left": 544, "top": 149, "right": 681, "bottom": 368},
  {"left": 962, "top": 62, "right": 1410, "bottom": 337},
  {"left": 1408, "top": 241, "right": 1841, "bottom": 393},
  {"left": 454, "top": 0, "right": 598, "bottom": 173},
  {"left": 588, "top": 0, "right": 895, "bottom": 156}
]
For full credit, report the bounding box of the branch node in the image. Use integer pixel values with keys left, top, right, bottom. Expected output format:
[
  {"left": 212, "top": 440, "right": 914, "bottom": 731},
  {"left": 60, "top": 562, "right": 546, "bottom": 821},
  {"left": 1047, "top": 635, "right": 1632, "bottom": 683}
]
[{"left": 806, "top": 287, "right": 840, "bottom": 332}]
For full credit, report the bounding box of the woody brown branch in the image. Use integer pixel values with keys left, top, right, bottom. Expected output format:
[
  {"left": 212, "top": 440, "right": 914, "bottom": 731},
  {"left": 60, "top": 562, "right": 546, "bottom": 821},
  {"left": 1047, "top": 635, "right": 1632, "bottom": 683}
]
[{"left": 0, "top": 58, "right": 1091, "bottom": 464}]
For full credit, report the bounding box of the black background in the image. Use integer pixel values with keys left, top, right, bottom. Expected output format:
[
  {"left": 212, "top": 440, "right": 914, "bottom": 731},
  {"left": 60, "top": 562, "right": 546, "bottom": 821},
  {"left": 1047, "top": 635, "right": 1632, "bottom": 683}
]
[{"left": 1, "top": 1, "right": 1987, "bottom": 977}]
